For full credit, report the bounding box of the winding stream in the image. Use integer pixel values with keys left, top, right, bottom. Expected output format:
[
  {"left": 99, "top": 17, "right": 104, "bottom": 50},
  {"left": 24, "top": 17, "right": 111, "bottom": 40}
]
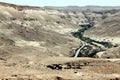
[
  {"left": 72, "top": 23, "right": 113, "bottom": 57},
  {"left": 74, "top": 41, "right": 85, "bottom": 57}
]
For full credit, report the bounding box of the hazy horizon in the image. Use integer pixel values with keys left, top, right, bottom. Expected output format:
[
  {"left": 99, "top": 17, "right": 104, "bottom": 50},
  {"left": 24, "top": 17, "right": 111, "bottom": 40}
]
[{"left": 0, "top": 0, "right": 120, "bottom": 7}]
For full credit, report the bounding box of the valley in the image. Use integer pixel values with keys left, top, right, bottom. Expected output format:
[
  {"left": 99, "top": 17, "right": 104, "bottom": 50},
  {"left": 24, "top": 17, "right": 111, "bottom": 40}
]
[
  {"left": 0, "top": 2, "right": 120, "bottom": 80},
  {"left": 72, "top": 23, "right": 113, "bottom": 58}
]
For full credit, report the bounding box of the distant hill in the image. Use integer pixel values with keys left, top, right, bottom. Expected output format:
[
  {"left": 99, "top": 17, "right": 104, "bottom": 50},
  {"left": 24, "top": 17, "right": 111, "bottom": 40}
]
[{"left": 45, "top": 5, "right": 120, "bottom": 11}]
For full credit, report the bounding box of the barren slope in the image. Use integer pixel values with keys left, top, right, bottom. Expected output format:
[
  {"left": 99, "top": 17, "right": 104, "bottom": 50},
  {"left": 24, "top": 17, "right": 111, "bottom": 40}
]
[
  {"left": 0, "top": 3, "right": 81, "bottom": 63},
  {"left": 0, "top": 2, "right": 120, "bottom": 80},
  {"left": 85, "top": 13, "right": 120, "bottom": 36}
]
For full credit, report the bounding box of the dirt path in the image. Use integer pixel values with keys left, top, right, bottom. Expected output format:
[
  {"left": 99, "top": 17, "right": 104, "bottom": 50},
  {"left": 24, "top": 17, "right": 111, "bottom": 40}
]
[{"left": 74, "top": 41, "right": 85, "bottom": 57}]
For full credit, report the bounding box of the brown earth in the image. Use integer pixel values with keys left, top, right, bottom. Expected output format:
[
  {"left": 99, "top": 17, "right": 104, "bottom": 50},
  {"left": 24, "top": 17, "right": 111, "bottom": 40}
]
[
  {"left": 0, "top": 57, "right": 120, "bottom": 80},
  {"left": 0, "top": 2, "right": 120, "bottom": 80}
]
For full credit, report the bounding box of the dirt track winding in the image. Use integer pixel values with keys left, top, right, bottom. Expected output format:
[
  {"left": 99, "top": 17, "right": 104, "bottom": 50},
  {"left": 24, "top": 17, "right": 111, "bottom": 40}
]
[{"left": 74, "top": 41, "right": 85, "bottom": 57}]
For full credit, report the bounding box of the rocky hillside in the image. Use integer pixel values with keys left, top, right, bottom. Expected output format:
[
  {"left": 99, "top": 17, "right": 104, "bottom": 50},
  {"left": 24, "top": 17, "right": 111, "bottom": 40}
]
[
  {"left": 84, "top": 12, "right": 120, "bottom": 43},
  {"left": 83, "top": 12, "right": 120, "bottom": 59},
  {"left": 0, "top": 2, "right": 83, "bottom": 61},
  {"left": 0, "top": 2, "right": 120, "bottom": 61},
  {"left": 0, "top": 2, "right": 120, "bottom": 80}
]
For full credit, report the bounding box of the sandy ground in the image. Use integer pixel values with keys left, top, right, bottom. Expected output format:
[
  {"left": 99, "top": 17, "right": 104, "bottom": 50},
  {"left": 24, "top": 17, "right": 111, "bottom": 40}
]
[{"left": 0, "top": 57, "right": 120, "bottom": 80}]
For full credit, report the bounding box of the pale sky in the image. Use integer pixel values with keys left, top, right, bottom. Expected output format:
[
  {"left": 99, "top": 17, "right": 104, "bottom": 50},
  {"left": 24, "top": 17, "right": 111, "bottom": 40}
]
[{"left": 0, "top": 0, "right": 120, "bottom": 6}]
